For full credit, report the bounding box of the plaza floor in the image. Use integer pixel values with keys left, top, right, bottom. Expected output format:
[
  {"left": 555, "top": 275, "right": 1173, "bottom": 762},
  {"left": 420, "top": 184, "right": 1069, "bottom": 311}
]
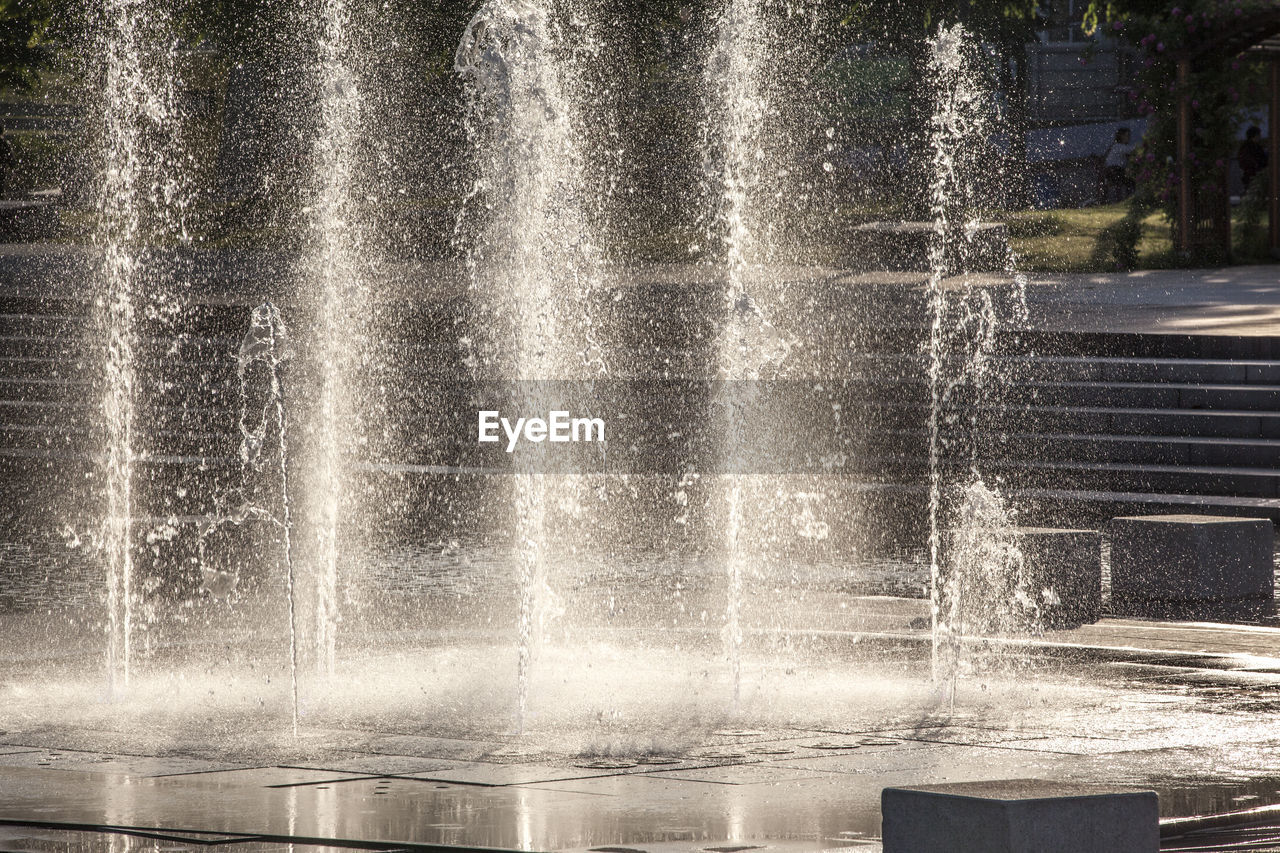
[{"left": 6, "top": 610, "right": 1280, "bottom": 852}]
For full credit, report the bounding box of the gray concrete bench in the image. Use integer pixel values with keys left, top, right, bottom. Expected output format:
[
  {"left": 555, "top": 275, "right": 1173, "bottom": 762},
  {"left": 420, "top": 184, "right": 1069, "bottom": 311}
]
[
  {"left": 882, "top": 779, "right": 1158, "bottom": 853},
  {"left": 1108, "top": 514, "right": 1274, "bottom": 617},
  {"left": 1016, "top": 527, "right": 1101, "bottom": 628}
]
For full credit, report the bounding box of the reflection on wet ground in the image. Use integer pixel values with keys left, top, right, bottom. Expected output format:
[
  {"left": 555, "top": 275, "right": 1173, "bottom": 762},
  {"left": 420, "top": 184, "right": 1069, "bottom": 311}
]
[{"left": 7, "top": 614, "right": 1280, "bottom": 851}]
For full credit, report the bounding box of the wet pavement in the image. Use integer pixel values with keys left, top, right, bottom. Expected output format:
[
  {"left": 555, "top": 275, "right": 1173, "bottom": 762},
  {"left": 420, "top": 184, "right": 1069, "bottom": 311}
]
[
  {"left": 1020, "top": 265, "right": 1280, "bottom": 337},
  {"left": 7, "top": 613, "right": 1280, "bottom": 851}
]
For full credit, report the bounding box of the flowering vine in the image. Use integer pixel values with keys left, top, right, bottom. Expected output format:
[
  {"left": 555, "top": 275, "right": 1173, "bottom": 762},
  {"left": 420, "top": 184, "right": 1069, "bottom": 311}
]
[{"left": 1088, "top": 0, "right": 1273, "bottom": 225}]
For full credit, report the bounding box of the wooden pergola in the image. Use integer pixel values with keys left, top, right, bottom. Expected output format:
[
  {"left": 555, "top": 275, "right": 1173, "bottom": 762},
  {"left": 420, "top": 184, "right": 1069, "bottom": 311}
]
[{"left": 1176, "top": 10, "right": 1280, "bottom": 258}]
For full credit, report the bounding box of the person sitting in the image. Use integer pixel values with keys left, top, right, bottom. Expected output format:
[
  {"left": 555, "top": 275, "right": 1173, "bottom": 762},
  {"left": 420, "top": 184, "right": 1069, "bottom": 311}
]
[
  {"left": 1238, "top": 125, "right": 1268, "bottom": 191},
  {"left": 1103, "top": 126, "right": 1136, "bottom": 202}
]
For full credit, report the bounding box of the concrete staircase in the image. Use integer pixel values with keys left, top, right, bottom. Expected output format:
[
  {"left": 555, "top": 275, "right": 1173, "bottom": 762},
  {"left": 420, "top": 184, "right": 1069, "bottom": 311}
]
[
  {"left": 859, "top": 334, "right": 1280, "bottom": 526},
  {"left": 3, "top": 290, "right": 1279, "bottom": 529}
]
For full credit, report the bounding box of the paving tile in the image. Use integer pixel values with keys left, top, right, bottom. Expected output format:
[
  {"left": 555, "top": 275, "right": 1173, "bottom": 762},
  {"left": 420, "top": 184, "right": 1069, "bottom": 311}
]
[
  {"left": 644, "top": 764, "right": 833, "bottom": 785},
  {"left": 286, "top": 753, "right": 468, "bottom": 776},
  {"left": 871, "top": 725, "right": 1056, "bottom": 746},
  {"left": 401, "top": 762, "right": 638, "bottom": 787},
  {"left": 771, "top": 740, "right": 1088, "bottom": 780},
  {"left": 0, "top": 749, "right": 247, "bottom": 776},
  {"left": 152, "top": 766, "right": 374, "bottom": 788},
  {"left": 359, "top": 733, "right": 508, "bottom": 761},
  {"left": 981, "top": 735, "right": 1139, "bottom": 756}
]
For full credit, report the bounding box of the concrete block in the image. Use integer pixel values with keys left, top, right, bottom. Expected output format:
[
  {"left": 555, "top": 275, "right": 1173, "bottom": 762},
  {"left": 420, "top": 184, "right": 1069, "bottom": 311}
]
[
  {"left": 1108, "top": 514, "right": 1274, "bottom": 616},
  {"left": 1016, "top": 527, "right": 1101, "bottom": 628},
  {"left": 881, "top": 779, "right": 1159, "bottom": 853}
]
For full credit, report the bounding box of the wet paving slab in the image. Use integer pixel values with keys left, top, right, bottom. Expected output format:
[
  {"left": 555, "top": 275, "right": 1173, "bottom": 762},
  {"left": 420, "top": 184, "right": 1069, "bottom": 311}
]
[
  {"left": 0, "top": 725, "right": 1277, "bottom": 852},
  {"left": 7, "top": 618, "right": 1280, "bottom": 850}
]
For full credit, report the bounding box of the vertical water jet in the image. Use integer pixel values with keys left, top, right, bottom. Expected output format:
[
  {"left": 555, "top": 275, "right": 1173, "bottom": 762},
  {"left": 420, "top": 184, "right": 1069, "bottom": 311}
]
[
  {"left": 456, "top": 0, "right": 604, "bottom": 730},
  {"left": 92, "top": 0, "right": 179, "bottom": 694},
  {"left": 237, "top": 304, "right": 301, "bottom": 734},
  {"left": 700, "top": 0, "right": 791, "bottom": 709},
  {"left": 923, "top": 23, "right": 1029, "bottom": 687},
  {"left": 306, "top": 0, "right": 369, "bottom": 677}
]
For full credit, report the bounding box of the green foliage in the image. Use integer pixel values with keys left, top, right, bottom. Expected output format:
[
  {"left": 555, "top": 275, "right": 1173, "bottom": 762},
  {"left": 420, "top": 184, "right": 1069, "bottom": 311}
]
[
  {"left": 0, "top": 0, "right": 57, "bottom": 91},
  {"left": 842, "top": 0, "right": 1040, "bottom": 49},
  {"left": 1080, "top": 0, "right": 1273, "bottom": 227}
]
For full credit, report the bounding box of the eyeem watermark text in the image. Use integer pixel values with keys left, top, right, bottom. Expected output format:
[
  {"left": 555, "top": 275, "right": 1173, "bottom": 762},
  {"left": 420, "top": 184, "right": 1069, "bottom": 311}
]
[{"left": 478, "top": 411, "right": 605, "bottom": 452}]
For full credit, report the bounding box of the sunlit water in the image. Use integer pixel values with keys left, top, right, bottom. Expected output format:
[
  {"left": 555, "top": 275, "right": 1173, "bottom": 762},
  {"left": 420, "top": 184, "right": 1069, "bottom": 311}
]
[
  {"left": 455, "top": 0, "right": 607, "bottom": 730},
  {"left": 92, "top": 0, "right": 189, "bottom": 694},
  {"left": 304, "top": 0, "right": 369, "bottom": 682}
]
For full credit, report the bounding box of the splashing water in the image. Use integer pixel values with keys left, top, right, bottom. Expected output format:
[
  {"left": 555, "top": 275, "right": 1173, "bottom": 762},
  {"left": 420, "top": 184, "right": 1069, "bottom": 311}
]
[
  {"left": 703, "top": 0, "right": 767, "bottom": 298},
  {"left": 923, "top": 24, "right": 1032, "bottom": 685},
  {"left": 456, "top": 0, "right": 604, "bottom": 731},
  {"left": 701, "top": 0, "right": 795, "bottom": 711},
  {"left": 924, "top": 23, "right": 988, "bottom": 682},
  {"left": 93, "top": 0, "right": 183, "bottom": 695},
  {"left": 227, "top": 303, "right": 300, "bottom": 735},
  {"left": 305, "top": 0, "right": 369, "bottom": 679},
  {"left": 936, "top": 479, "right": 1038, "bottom": 700}
]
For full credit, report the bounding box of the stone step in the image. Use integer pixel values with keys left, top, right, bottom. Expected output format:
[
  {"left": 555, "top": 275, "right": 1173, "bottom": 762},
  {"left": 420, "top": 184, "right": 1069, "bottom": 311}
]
[
  {"left": 0, "top": 376, "right": 241, "bottom": 407},
  {"left": 993, "top": 355, "right": 1280, "bottom": 385},
  {"left": 1000, "top": 381, "right": 1280, "bottom": 411},
  {"left": 788, "top": 456, "right": 1280, "bottom": 499},
  {"left": 841, "top": 352, "right": 1280, "bottom": 385},
  {"left": 1009, "top": 486, "right": 1280, "bottom": 525},
  {"left": 0, "top": 399, "right": 237, "bottom": 433},
  {"left": 982, "top": 404, "right": 1280, "bottom": 439},
  {"left": 978, "top": 432, "right": 1280, "bottom": 468},
  {"left": 0, "top": 421, "right": 236, "bottom": 458},
  {"left": 989, "top": 459, "right": 1280, "bottom": 499},
  {"left": 793, "top": 377, "right": 1280, "bottom": 411}
]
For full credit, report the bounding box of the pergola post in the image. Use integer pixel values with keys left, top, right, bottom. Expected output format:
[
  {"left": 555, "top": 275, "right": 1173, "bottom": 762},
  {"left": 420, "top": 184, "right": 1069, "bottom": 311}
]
[
  {"left": 1270, "top": 57, "right": 1279, "bottom": 257},
  {"left": 1177, "top": 58, "right": 1191, "bottom": 254}
]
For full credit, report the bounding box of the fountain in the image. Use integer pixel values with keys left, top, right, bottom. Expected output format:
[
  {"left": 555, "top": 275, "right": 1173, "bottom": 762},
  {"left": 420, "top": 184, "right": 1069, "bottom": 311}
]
[
  {"left": 0, "top": 0, "right": 1277, "bottom": 849},
  {"left": 455, "top": 0, "right": 607, "bottom": 730},
  {"left": 301, "top": 0, "right": 371, "bottom": 679},
  {"left": 92, "top": 0, "right": 191, "bottom": 694}
]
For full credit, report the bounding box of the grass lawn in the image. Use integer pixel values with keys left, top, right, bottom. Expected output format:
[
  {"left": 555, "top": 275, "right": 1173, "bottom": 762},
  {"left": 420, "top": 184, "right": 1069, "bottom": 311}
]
[
  {"left": 1004, "top": 202, "right": 1276, "bottom": 273},
  {"left": 1004, "top": 203, "right": 1171, "bottom": 273}
]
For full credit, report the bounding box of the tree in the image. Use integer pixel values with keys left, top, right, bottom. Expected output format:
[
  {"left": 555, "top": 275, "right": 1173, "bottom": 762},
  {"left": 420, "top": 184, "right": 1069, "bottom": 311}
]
[
  {"left": 1083, "top": 0, "right": 1274, "bottom": 251},
  {"left": 841, "top": 0, "right": 1043, "bottom": 212},
  {"left": 0, "top": 0, "right": 57, "bottom": 91}
]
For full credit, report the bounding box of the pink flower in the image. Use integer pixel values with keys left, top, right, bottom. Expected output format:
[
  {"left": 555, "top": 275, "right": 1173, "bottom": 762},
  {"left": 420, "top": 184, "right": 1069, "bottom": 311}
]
[
  {"left": 1157, "top": 41, "right": 1166, "bottom": 51},
  {"left": 1172, "top": 6, "right": 1181, "bottom": 14},
  {"left": 1114, "top": 20, "right": 1124, "bottom": 29},
  {"left": 1186, "top": 13, "right": 1195, "bottom": 22},
  {"left": 1232, "top": 60, "right": 1241, "bottom": 69}
]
